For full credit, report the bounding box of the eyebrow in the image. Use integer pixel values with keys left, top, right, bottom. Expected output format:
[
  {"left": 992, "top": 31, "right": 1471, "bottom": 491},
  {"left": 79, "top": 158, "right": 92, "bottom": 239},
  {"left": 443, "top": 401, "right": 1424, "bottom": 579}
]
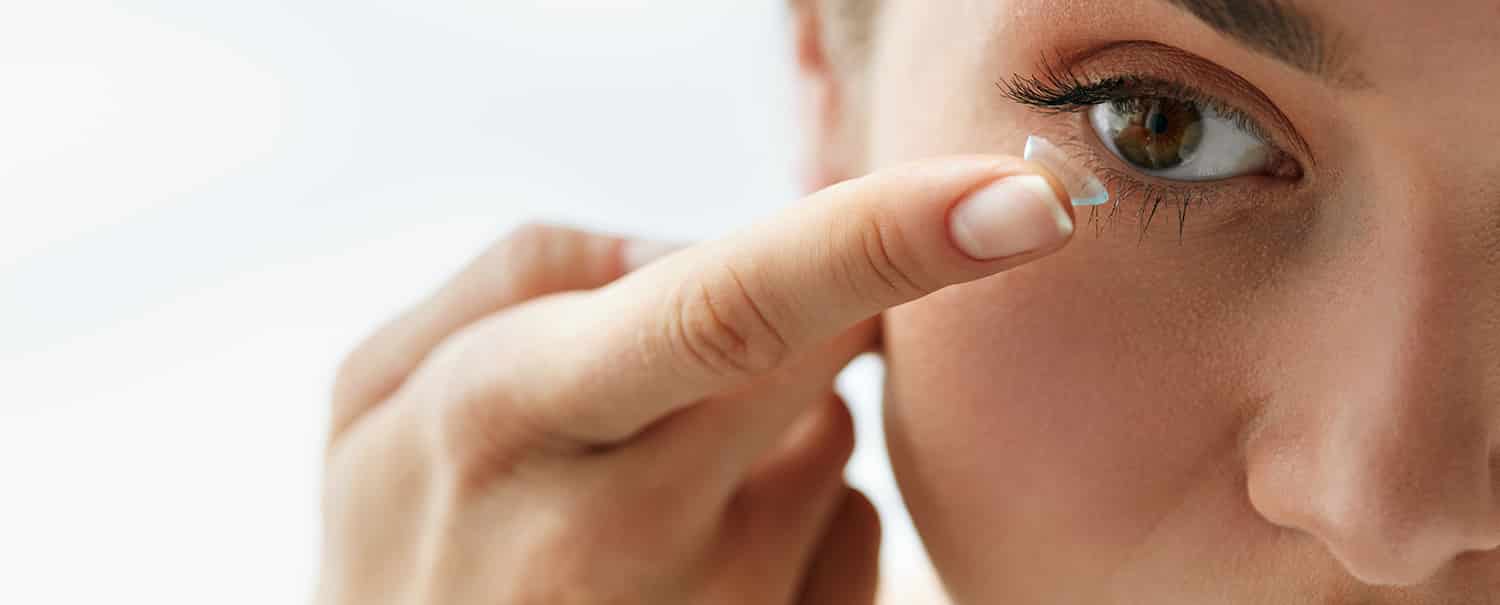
[{"left": 1160, "top": 0, "right": 1365, "bottom": 87}]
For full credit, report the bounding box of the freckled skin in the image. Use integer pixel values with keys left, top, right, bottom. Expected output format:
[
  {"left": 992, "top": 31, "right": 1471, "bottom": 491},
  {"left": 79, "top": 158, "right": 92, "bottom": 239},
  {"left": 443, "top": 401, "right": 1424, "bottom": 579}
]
[{"left": 803, "top": 0, "right": 1500, "bottom": 601}]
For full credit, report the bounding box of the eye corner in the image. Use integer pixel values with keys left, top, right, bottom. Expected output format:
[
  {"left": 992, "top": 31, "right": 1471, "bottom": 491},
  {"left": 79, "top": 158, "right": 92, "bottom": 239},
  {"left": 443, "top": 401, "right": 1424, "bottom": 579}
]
[{"left": 1267, "top": 151, "right": 1305, "bottom": 181}]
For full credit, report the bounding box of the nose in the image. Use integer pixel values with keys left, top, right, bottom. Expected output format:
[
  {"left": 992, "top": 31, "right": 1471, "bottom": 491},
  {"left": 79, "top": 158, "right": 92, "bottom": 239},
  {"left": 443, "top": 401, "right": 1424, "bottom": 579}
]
[
  {"left": 1244, "top": 198, "right": 1500, "bottom": 586},
  {"left": 1248, "top": 392, "right": 1500, "bottom": 586}
]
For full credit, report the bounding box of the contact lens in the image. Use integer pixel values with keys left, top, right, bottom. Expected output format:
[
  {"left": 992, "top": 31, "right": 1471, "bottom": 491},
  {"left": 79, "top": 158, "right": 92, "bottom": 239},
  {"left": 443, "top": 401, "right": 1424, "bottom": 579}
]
[{"left": 1023, "top": 136, "right": 1110, "bottom": 207}]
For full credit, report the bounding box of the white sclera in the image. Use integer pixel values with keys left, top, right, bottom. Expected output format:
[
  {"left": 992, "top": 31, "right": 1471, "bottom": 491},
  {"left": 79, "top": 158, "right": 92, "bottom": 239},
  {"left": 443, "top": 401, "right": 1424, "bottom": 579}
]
[{"left": 1024, "top": 136, "right": 1110, "bottom": 207}]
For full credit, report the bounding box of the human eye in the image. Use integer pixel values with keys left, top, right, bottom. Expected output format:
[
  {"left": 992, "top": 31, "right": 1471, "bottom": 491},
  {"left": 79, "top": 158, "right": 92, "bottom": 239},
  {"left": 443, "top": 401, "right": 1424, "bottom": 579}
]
[
  {"left": 997, "top": 43, "right": 1310, "bottom": 236},
  {"left": 1002, "top": 69, "right": 1301, "bottom": 184},
  {"left": 1089, "top": 96, "right": 1268, "bottom": 182}
]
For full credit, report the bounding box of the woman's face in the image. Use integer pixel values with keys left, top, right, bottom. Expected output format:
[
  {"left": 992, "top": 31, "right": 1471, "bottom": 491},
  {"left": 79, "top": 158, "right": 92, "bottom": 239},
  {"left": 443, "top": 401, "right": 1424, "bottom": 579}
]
[{"left": 818, "top": 0, "right": 1500, "bottom": 601}]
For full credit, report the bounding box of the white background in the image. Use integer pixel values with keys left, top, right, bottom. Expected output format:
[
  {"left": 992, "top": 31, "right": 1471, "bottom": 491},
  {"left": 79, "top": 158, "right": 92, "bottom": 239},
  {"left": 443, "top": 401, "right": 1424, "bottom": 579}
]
[{"left": 0, "top": 1, "right": 940, "bottom": 602}]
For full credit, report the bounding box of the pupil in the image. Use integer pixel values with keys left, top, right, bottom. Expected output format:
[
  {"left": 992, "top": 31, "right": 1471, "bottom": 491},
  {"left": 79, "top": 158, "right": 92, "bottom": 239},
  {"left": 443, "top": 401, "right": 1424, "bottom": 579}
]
[{"left": 1148, "top": 112, "right": 1170, "bottom": 134}]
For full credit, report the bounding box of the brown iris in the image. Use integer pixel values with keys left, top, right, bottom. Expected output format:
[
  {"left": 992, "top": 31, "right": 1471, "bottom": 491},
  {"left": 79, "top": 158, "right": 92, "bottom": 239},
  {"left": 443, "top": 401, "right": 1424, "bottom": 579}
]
[{"left": 1100, "top": 98, "right": 1204, "bottom": 170}]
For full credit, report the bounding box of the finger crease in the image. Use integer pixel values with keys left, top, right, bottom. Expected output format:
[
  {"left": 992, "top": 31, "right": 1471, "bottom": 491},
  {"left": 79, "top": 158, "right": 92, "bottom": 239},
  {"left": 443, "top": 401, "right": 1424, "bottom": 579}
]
[
  {"left": 727, "top": 265, "right": 789, "bottom": 355},
  {"left": 864, "top": 216, "right": 923, "bottom": 296},
  {"left": 699, "top": 281, "right": 756, "bottom": 374},
  {"left": 669, "top": 283, "right": 735, "bottom": 375}
]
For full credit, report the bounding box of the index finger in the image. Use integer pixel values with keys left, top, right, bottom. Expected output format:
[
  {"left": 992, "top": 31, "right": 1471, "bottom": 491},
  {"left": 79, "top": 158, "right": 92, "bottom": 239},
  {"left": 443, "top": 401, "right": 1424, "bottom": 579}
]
[{"left": 468, "top": 155, "right": 1074, "bottom": 444}]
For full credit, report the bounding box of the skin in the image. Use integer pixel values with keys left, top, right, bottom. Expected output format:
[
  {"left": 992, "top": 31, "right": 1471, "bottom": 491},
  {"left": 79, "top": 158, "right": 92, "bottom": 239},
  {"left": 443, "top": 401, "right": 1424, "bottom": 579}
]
[
  {"left": 318, "top": 0, "right": 1500, "bottom": 603},
  {"left": 796, "top": 0, "right": 1500, "bottom": 602},
  {"left": 316, "top": 162, "right": 1077, "bottom": 603}
]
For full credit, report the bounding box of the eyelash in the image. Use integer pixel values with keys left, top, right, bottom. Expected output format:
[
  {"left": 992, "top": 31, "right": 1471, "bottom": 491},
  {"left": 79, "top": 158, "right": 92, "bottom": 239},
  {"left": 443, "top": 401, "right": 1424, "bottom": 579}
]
[
  {"left": 998, "top": 67, "right": 1274, "bottom": 143},
  {"left": 996, "top": 62, "right": 1290, "bottom": 240}
]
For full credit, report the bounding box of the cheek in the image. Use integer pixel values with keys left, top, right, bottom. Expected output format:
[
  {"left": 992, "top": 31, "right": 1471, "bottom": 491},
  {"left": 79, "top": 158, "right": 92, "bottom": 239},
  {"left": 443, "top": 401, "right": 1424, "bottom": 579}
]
[
  {"left": 881, "top": 251, "right": 1263, "bottom": 596},
  {"left": 865, "top": 2, "right": 1301, "bottom": 594}
]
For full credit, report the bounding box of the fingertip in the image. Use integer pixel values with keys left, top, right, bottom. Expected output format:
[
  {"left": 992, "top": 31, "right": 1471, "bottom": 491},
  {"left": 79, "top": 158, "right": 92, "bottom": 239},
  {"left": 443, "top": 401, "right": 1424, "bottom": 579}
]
[{"left": 948, "top": 173, "right": 1073, "bottom": 261}]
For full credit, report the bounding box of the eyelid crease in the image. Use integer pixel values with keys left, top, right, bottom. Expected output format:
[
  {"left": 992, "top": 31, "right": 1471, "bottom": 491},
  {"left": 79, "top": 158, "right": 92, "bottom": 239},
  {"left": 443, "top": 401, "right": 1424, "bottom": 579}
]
[{"left": 1003, "top": 40, "right": 1316, "bottom": 166}]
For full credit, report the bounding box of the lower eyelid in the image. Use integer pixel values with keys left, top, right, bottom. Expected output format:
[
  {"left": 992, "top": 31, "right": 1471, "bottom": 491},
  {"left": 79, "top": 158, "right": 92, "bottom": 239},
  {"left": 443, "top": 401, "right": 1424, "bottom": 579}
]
[{"left": 1037, "top": 121, "right": 1298, "bottom": 239}]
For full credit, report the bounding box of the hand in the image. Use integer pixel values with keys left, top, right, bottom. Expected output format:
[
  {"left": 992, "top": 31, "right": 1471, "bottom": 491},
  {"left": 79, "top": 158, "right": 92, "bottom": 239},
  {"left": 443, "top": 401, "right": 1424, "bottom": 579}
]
[{"left": 316, "top": 156, "right": 1073, "bottom": 604}]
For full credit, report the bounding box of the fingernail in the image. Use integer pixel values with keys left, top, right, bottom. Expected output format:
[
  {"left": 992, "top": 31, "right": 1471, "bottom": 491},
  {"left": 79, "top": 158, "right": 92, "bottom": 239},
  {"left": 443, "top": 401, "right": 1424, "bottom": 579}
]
[
  {"left": 949, "top": 175, "right": 1073, "bottom": 260},
  {"left": 1023, "top": 136, "right": 1109, "bottom": 207},
  {"left": 622, "top": 239, "right": 687, "bottom": 271}
]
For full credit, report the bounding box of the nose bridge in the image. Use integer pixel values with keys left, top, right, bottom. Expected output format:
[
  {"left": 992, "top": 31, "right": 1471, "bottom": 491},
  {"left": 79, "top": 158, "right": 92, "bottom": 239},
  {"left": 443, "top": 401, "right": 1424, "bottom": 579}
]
[
  {"left": 1247, "top": 166, "right": 1500, "bottom": 585},
  {"left": 1339, "top": 164, "right": 1494, "bottom": 456},
  {"left": 1319, "top": 320, "right": 1494, "bottom": 543},
  {"left": 1391, "top": 158, "right": 1500, "bottom": 430},
  {"left": 1335, "top": 141, "right": 1500, "bottom": 459},
  {"left": 1320, "top": 222, "right": 1495, "bottom": 541}
]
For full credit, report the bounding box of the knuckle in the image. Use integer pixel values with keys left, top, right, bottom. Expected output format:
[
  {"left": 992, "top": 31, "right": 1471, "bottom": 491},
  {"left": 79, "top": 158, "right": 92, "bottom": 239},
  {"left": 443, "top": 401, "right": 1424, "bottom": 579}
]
[
  {"left": 666, "top": 270, "right": 790, "bottom": 377},
  {"left": 423, "top": 326, "right": 549, "bottom": 486},
  {"left": 435, "top": 392, "right": 529, "bottom": 489},
  {"left": 852, "top": 211, "right": 932, "bottom": 300}
]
